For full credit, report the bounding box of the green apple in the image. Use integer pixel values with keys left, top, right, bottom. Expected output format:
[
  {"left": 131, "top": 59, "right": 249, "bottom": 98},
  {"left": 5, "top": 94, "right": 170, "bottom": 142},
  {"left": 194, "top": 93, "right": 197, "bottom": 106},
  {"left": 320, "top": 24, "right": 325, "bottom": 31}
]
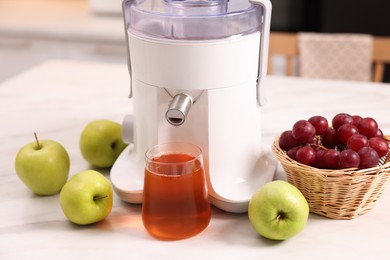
[
  {"left": 248, "top": 180, "right": 309, "bottom": 240},
  {"left": 60, "top": 170, "right": 113, "bottom": 225},
  {"left": 79, "top": 119, "right": 127, "bottom": 168},
  {"left": 15, "top": 133, "right": 70, "bottom": 195}
]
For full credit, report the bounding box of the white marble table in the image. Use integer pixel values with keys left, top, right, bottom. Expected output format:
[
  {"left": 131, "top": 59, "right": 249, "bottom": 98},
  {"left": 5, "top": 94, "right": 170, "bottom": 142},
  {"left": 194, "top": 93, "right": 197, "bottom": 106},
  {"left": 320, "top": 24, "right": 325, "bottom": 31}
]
[{"left": 1, "top": 60, "right": 390, "bottom": 259}]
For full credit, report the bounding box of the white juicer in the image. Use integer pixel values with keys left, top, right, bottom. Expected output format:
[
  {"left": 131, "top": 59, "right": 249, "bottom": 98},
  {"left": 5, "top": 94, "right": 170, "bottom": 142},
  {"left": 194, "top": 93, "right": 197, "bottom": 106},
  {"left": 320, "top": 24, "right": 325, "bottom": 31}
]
[{"left": 110, "top": 0, "right": 277, "bottom": 213}]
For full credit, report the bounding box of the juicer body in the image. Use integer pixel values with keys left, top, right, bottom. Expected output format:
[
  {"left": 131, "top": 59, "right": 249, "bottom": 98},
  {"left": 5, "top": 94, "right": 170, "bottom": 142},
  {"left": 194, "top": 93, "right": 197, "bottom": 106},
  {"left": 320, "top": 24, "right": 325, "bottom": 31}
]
[
  {"left": 110, "top": 0, "right": 276, "bottom": 213},
  {"left": 118, "top": 32, "right": 271, "bottom": 212}
]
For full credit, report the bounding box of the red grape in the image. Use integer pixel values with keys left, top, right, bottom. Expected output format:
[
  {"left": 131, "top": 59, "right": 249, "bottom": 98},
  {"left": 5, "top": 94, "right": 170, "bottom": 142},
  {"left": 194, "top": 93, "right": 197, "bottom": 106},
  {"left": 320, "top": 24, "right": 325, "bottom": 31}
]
[
  {"left": 337, "top": 124, "right": 359, "bottom": 145},
  {"left": 323, "top": 149, "right": 340, "bottom": 169},
  {"left": 358, "top": 147, "right": 379, "bottom": 169},
  {"left": 369, "top": 137, "right": 389, "bottom": 157},
  {"left": 375, "top": 128, "right": 384, "bottom": 138},
  {"left": 287, "top": 147, "right": 300, "bottom": 160},
  {"left": 339, "top": 149, "right": 360, "bottom": 169},
  {"left": 292, "top": 120, "right": 316, "bottom": 144},
  {"left": 347, "top": 134, "right": 368, "bottom": 152},
  {"left": 287, "top": 147, "right": 299, "bottom": 160},
  {"left": 279, "top": 130, "right": 297, "bottom": 151},
  {"left": 332, "top": 113, "right": 353, "bottom": 130},
  {"left": 313, "top": 149, "right": 327, "bottom": 168},
  {"left": 322, "top": 127, "right": 339, "bottom": 149},
  {"left": 358, "top": 117, "right": 378, "bottom": 138},
  {"left": 308, "top": 115, "right": 329, "bottom": 135},
  {"left": 351, "top": 115, "right": 363, "bottom": 126},
  {"left": 296, "top": 146, "right": 316, "bottom": 166}
]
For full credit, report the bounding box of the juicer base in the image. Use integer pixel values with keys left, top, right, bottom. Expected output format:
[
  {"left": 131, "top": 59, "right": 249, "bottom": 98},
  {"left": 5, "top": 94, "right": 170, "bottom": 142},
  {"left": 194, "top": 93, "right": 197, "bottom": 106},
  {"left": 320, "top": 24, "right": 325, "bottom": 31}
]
[{"left": 110, "top": 144, "right": 143, "bottom": 204}]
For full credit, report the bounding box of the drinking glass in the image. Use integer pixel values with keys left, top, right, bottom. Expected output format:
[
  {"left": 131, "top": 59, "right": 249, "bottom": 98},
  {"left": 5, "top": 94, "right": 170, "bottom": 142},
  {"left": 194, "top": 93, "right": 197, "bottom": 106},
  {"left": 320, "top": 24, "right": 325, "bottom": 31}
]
[{"left": 142, "top": 142, "right": 211, "bottom": 240}]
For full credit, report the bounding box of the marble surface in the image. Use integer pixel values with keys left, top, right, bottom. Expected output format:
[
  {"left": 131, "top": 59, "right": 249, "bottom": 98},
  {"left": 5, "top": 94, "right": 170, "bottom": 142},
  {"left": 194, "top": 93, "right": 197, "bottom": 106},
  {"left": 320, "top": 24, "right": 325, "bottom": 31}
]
[{"left": 1, "top": 60, "right": 390, "bottom": 259}]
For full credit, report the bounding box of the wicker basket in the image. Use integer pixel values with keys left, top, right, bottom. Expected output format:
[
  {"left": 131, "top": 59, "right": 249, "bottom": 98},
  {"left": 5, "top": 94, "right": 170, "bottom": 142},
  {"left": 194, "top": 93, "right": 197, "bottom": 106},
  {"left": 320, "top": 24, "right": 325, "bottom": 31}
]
[{"left": 272, "top": 135, "right": 390, "bottom": 220}]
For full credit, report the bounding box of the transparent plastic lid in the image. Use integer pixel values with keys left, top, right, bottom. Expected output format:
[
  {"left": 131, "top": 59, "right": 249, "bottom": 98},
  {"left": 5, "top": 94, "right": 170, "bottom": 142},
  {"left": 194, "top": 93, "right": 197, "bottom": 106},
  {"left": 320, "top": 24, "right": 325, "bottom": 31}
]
[{"left": 124, "top": 0, "right": 263, "bottom": 40}]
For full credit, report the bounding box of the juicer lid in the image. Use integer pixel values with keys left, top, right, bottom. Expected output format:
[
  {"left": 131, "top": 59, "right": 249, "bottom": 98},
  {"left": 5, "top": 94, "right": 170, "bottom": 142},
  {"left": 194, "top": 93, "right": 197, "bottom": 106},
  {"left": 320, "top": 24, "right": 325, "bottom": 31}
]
[{"left": 123, "top": 0, "right": 263, "bottom": 40}]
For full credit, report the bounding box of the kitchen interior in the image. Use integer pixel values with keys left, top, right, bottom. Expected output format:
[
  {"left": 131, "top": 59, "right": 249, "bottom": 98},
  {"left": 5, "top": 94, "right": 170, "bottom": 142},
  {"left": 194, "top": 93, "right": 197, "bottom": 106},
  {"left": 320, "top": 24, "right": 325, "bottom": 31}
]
[
  {"left": 2, "top": 0, "right": 390, "bottom": 258},
  {"left": 1, "top": 0, "right": 389, "bottom": 83}
]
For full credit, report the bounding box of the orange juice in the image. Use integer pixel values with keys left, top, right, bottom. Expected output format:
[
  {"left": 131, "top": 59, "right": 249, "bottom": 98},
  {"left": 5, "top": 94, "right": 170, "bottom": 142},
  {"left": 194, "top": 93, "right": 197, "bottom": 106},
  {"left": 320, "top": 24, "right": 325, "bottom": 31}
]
[{"left": 142, "top": 153, "right": 211, "bottom": 240}]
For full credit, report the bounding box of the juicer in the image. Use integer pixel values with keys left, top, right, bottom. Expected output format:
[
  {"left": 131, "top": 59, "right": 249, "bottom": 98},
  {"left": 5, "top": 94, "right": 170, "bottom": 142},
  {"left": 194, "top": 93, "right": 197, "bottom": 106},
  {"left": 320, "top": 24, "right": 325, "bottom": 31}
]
[{"left": 110, "top": 0, "right": 277, "bottom": 213}]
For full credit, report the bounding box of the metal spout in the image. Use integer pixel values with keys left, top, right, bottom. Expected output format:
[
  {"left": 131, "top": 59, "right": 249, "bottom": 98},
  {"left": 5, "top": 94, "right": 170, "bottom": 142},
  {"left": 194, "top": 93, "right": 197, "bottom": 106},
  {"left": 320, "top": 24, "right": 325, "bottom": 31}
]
[{"left": 166, "top": 93, "right": 193, "bottom": 126}]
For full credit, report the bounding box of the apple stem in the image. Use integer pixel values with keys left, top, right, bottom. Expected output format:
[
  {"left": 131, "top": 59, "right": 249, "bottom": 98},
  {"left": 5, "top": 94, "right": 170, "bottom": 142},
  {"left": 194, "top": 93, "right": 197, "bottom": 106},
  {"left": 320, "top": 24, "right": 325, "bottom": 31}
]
[
  {"left": 34, "top": 132, "right": 41, "bottom": 149},
  {"left": 275, "top": 211, "right": 286, "bottom": 223},
  {"left": 93, "top": 195, "right": 108, "bottom": 201}
]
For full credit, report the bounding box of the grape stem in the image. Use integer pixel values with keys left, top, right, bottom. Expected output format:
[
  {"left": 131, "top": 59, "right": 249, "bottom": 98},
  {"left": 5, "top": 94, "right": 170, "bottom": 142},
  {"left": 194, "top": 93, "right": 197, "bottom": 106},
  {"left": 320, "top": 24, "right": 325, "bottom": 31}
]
[
  {"left": 307, "top": 135, "right": 329, "bottom": 150},
  {"left": 308, "top": 143, "right": 328, "bottom": 150}
]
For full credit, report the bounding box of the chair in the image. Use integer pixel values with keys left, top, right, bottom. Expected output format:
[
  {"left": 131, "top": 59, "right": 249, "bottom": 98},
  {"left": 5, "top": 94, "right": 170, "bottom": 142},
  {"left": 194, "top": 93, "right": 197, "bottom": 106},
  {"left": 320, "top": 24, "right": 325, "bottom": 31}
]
[
  {"left": 268, "top": 32, "right": 298, "bottom": 76},
  {"left": 268, "top": 32, "right": 390, "bottom": 83},
  {"left": 372, "top": 37, "right": 390, "bottom": 82},
  {"left": 298, "top": 33, "right": 373, "bottom": 81}
]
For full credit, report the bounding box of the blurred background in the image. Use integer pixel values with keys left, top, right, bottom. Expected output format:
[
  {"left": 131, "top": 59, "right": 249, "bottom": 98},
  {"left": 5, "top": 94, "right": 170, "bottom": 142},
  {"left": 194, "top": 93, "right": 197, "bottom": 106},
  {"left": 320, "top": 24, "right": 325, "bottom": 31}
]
[
  {"left": 0, "top": 0, "right": 389, "bottom": 83},
  {"left": 272, "top": 0, "right": 390, "bottom": 36},
  {"left": 271, "top": 0, "right": 390, "bottom": 82}
]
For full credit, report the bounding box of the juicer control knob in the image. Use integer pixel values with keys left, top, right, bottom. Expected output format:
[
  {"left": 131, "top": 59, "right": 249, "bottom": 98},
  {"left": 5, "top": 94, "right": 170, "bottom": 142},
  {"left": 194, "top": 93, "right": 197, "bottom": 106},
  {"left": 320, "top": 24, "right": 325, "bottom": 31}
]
[{"left": 122, "top": 114, "right": 134, "bottom": 144}]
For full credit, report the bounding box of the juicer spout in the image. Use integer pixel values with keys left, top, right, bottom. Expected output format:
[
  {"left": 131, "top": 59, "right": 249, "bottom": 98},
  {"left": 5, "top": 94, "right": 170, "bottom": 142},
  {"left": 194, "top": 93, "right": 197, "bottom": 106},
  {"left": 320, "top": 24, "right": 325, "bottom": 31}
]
[{"left": 166, "top": 93, "right": 193, "bottom": 126}]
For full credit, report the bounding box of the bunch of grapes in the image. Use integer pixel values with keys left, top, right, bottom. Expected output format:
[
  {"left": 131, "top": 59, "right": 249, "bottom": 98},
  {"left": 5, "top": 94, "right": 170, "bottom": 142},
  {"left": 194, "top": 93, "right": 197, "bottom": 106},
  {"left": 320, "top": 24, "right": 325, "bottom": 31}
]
[{"left": 279, "top": 113, "right": 389, "bottom": 170}]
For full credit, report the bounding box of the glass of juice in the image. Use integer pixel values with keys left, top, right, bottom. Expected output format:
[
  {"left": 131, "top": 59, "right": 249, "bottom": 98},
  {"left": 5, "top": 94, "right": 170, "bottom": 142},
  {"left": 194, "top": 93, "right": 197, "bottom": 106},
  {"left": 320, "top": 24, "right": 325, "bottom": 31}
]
[{"left": 142, "top": 142, "right": 211, "bottom": 240}]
